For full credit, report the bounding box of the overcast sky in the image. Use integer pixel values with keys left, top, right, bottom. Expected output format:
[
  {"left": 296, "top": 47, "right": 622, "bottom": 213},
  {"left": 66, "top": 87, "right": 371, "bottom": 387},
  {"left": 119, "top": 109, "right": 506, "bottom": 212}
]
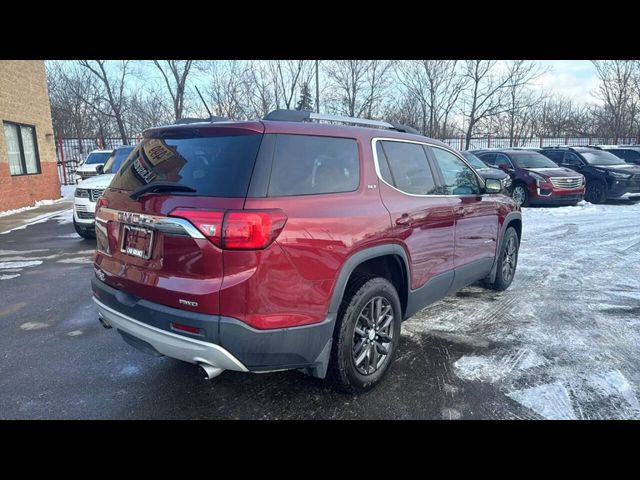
[{"left": 537, "top": 60, "right": 600, "bottom": 104}]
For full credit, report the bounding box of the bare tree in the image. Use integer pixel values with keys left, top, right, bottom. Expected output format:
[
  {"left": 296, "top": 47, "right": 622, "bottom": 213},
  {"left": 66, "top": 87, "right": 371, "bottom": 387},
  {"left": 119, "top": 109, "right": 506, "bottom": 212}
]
[
  {"left": 242, "top": 62, "right": 277, "bottom": 119},
  {"left": 396, "top": 60, "right": 465, "bottom": 137},
  {"left": 324, "top": 60, "right": 394, "bottom": 119},
  {"left": 152, "top": 60, "right": 193, "bottom": 121},
  {"left": 592, "top": 60, "right": 640, "bottom": 140},
  {"left": 78, "top": 60, "right": 131, "bottom": 143},
  {"left": 267, "top": 60, "right": 312, "bottom": 110},
  {"left": 201, "top": 61, "right": 248, "bottom": 119},
  {"left": 502, "top": 61, "right": 548, "bottom": 145},
  {"left": 461, "top": 60, "right": 523, "bottom": 149}
]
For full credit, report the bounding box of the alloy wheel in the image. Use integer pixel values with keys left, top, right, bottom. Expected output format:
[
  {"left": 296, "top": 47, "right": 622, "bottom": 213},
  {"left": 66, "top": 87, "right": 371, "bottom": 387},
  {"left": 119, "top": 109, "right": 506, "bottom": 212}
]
[
  {"left": 501, "top": 235, "right": 518, "bottom": 283},
  {"left": 352, "top": 296, "right": 395, "bottom": 375},
  {"left": 512, "top": 186, "right": 526, "bottom": 206}
]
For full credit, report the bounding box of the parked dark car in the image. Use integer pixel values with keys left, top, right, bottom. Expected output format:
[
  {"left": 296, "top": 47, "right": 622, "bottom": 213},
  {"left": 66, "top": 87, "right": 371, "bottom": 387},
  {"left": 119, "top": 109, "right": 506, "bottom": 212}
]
[
  {"left": 461, "top": 151, "right": 512, "bottom": 193},
  {"left": 539, "top": 146, "right": 640, "bottom": 203},
  {"left": 91, "top": 110, "right": 521, "bottom": 393},
  {"left": 595, "top": 145, "right": 640, "bottom": 165},
  {"left": 471, "top": 149, "right": 585, "bottom": 207}
]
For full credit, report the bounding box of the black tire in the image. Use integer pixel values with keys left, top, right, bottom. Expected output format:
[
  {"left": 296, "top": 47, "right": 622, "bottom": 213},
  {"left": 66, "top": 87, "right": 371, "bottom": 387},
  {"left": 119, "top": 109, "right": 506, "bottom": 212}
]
[
  {"left": 512, "top": 183, "right": 529, "bottom": 207},
  {"left": 585, "top": 179, "right": 607, "bottom": 204},
  {"left": 327, "top": 276, "right": 402, "bottom": 394},
  {"left": 487, "top": 226, "right": 519, "bottom": 291},
  {"left": 73, "top": 218, "right": 95, "bottom": 239}
]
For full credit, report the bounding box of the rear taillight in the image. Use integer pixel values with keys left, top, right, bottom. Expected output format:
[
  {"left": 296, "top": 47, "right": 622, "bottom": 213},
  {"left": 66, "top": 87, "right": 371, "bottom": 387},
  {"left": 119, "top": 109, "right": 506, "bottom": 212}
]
[
  {"left": 96, "top": 197, "right": 109, "bottom": 214},
  {"left": 169, "top": 208, "right": 287, "bottom": 250},
  {"left": 169, "top": 208, "right": 224, "bottom": 246}
]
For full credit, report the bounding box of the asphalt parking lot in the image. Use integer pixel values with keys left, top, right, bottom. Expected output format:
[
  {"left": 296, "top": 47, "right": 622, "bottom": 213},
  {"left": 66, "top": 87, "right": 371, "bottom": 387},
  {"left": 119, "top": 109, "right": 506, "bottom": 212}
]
[{"left": 1, "top": 202, "right": 639, "bottom": 419}]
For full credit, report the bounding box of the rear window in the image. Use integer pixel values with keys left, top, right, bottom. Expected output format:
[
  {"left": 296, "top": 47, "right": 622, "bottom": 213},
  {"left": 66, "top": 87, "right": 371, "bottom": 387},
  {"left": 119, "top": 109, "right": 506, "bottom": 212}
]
[
  {"left": 267, "top": 134, "right": 359, "bottom": 196},
  {"left": 103, "top": 147, "right": 134, "bottom": 174},
  {"left": 84, "top": 152, "right": 111, "bottom": 165},
  {"left": 109, "top": 134, "right": 263, "bottom": 197}
]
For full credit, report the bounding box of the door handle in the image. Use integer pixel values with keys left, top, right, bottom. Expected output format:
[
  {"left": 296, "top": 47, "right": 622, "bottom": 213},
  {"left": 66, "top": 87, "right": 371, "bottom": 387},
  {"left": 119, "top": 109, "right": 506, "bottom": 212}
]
[{"left": 396, "top": 214, "right": 413, "bottom": 226}]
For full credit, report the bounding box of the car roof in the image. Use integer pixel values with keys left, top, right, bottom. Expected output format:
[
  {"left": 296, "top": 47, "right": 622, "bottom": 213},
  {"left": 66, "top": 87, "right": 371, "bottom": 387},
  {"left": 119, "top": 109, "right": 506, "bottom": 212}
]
[
  {"left": 89, "top": 149, "right": 113, "bottom": 154},
  {"left": 144, "top": 118, "right": 450, "bottom": 149}
]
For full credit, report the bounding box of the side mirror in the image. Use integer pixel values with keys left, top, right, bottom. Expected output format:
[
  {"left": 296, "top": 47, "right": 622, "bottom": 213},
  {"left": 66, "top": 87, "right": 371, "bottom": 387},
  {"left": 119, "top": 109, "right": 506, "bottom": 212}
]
[
  {"left": 499, "top": 164, "right": 513, "bottom": 172},
  {"left": 95, "top": 164, "right": 104, "bottom": 175},
  {"left": 484, "top": 178, "right": 502, "bottom": 194}
]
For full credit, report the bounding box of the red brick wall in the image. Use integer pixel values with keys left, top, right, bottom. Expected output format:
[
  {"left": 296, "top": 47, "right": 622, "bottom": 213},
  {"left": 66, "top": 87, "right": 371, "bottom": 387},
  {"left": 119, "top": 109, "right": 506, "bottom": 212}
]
[
  {"left": 0, "top": 161, "right": 61, "bottom": 211},
  {"left": 0, "top": 60, "right": 61, "bottom": 212}
]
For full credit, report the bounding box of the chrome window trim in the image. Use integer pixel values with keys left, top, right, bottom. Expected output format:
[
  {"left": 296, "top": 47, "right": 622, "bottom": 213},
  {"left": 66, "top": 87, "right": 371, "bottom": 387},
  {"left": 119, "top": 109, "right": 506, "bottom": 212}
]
[{"left": 371, "top": 137, "right": 486, "bottom": 198}]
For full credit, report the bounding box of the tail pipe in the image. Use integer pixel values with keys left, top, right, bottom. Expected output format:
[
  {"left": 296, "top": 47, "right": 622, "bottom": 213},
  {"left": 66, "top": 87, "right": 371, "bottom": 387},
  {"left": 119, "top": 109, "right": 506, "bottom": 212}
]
[
  {"left": 198, "top": 363, "right": 224, "bottom": 380},
  {"left": 98, "top": 314, "right": 112, "bottom": 329}
]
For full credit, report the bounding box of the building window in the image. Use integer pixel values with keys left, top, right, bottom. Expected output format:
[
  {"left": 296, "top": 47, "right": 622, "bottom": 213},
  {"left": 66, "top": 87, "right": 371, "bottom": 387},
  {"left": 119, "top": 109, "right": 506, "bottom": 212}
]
[{"left": 3, "top": 121, "right": 41, "bottom": 176}]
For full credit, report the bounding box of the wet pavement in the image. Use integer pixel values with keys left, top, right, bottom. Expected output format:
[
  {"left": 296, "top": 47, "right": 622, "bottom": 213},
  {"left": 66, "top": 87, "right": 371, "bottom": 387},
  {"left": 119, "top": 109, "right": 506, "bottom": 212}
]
[{"left": 1, "top": 202, "right": 639, "bottom": 419}]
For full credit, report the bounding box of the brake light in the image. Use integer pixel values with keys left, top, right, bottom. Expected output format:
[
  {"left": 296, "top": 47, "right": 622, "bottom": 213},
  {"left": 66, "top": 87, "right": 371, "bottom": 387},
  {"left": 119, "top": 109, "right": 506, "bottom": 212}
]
[
  {"left": 169, "top": 208, "right": 224, "bottom": 246},
  {"left": 169, "top": 208, "right": 287, "bottom": 250},
  {"left": 96, "top": 197, "right": 109, "bottom": 214}
]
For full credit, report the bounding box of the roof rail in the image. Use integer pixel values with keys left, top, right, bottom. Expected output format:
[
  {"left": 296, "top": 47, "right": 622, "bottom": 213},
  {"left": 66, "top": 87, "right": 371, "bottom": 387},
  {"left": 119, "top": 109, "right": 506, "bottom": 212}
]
[
  {"left": 173, "top": 116, "right": 229, "bottom": 125},
  {"left": 263, "top": 109, "right": 420, "bottom": 135}
]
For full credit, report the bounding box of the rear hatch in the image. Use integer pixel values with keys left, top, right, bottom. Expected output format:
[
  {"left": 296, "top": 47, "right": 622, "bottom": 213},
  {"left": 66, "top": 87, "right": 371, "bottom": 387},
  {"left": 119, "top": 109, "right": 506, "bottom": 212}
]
[{"left": 94, "top": 122, "right": 265, "bottom": 315}]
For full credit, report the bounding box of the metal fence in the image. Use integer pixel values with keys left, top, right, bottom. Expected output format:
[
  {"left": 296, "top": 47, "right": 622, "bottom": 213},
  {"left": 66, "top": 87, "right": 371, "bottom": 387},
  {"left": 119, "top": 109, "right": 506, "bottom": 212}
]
[
  {"left": 55, "top": 134, "right": 640, "bottom": 186},
  {"left": 439, "top": 135, "right": 640, "bottom": 151},
  {"left": 56, "top": 137, "right": 138, "bottom": 185}
]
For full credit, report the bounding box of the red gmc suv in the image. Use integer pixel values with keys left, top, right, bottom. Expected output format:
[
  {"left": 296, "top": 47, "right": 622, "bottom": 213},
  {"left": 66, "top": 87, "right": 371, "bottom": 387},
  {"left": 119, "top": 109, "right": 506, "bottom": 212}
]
[{"left": 91, "top": 110, "right": 522, "bottom": 392}]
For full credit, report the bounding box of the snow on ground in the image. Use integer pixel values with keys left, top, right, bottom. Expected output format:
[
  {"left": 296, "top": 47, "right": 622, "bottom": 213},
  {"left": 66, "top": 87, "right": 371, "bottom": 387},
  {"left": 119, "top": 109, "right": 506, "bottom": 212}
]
[
  {"left": 405, "top": 200, "right": 640, "bottom": 419},
  {"left": 0, "top": 187, "right": 73, "bottom": 218}
]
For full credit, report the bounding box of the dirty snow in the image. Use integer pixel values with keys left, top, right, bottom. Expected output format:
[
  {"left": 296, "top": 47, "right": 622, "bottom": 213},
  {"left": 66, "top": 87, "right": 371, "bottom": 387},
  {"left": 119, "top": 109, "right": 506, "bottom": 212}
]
[{"left": 405, "top": 200, "right": 640, "bottom": 420}]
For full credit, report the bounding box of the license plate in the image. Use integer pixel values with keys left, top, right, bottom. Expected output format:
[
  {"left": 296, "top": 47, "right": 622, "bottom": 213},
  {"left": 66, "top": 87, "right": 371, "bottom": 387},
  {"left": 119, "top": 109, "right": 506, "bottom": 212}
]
[{"left": 120, "top": 225, "right": 154, "bottom": 259}]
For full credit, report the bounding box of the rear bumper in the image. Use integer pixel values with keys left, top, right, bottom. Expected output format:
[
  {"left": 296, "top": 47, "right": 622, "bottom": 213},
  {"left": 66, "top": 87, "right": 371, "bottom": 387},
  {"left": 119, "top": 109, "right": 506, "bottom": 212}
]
[
  {"left": 91, "top": 276, "right": 334, "bottom": 376},
  {"left": 94, "top": 297, "right": 248, "bottom": 373}
]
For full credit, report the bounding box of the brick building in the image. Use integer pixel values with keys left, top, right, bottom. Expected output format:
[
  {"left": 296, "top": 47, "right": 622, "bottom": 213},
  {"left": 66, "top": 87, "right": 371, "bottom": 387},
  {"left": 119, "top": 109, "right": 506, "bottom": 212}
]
[{"left": 0, "top": 60, "right": 60, "bottom": 211}]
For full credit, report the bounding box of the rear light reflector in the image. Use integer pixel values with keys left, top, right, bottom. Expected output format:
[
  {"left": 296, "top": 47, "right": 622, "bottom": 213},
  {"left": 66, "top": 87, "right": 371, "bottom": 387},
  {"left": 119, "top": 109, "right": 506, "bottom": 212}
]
[
  {"left": 169, "top": 208, "right": 287, "bottom": 250},
  {"left": 170, "top": 322, "right": 201, "bottom": 335}
]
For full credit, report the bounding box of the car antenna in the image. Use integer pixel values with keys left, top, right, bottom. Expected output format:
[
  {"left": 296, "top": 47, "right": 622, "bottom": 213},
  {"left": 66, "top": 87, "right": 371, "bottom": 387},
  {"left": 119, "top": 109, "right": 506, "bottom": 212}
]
[{"left": 194, "top": 85, "right": 213, "bottom": 119}]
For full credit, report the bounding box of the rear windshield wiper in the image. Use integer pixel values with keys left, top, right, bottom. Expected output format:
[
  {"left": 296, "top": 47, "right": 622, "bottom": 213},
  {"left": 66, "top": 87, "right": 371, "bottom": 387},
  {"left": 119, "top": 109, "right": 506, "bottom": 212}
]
[{"left": 130, "top": 182, "right": 197, "bottom": 200}]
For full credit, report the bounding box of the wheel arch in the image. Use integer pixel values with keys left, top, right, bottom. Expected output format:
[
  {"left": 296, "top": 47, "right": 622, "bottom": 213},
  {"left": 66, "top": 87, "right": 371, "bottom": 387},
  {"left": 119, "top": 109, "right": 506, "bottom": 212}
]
[
  {"left": 328, "top": 245, "right": 410, "bottom": 319},
  {"left": 487, "top": 211, "right": 522, "bottom": 283}
]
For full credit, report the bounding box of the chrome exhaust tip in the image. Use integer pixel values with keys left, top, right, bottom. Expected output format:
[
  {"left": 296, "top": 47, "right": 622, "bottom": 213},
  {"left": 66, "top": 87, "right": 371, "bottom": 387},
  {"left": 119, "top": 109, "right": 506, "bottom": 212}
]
[
  {"left": 98, "top": 315, "right": 112, "bottom": 329},
  {"left": 198, "top": 363, "right": 224, "bottom": 380}
]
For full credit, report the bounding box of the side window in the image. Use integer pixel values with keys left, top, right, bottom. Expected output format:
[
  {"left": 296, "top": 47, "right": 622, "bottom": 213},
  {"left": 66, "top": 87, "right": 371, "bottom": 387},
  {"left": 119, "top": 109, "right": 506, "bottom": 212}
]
[
  {"left": 478, "top": 153, "right": 496, "bottom": 165},
  {"left": 494, "top": 154, "right": 513, "bottom": 169},
  {"left": 267, "top": 134, "right": 359, "bottom": 196},
  {"left": 431, "top": 147, "right": 481, "bottom": 196},
  {"left": 542, "top": 150, "right": 563, "bottom": 163},
  {"left": 378, "top": 141, "right": 437, "bottom": 195},
  {"left": 375, "top": 142, "right": 394, "bottom": 186},
  {"left": 563, "top": 152, "right": 582, "bottom": 166}
]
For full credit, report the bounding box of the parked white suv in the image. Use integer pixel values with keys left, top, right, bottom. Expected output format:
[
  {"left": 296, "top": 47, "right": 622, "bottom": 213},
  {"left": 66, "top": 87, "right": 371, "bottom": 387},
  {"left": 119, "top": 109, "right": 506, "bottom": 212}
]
[
  {"left": 74, "top": 149, "right": 113, "bottom": 183},
  {"left": 73, "top": 146, "right": 135, "bottom": 238}
]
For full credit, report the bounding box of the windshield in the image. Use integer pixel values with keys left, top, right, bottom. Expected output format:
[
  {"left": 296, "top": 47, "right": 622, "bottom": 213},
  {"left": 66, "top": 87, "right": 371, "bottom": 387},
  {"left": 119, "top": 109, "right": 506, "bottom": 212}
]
[
  {"left": 581, "top": 150, "right": 627, "bottom": 165},
  {"left": 462, "top": 152, "right": 488, "bottom": 169},
  {"left": 103, "top": 147, "right": 134, "bottom": 174},
  {"left": 110, "top": 134, "right": 263, "bottom": 197},
  {"left": 83, "top": 152, "right": 111, "bottom": 165},
  {"left": 511, "top": 152, "right": 559, "bottom": 168}
]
